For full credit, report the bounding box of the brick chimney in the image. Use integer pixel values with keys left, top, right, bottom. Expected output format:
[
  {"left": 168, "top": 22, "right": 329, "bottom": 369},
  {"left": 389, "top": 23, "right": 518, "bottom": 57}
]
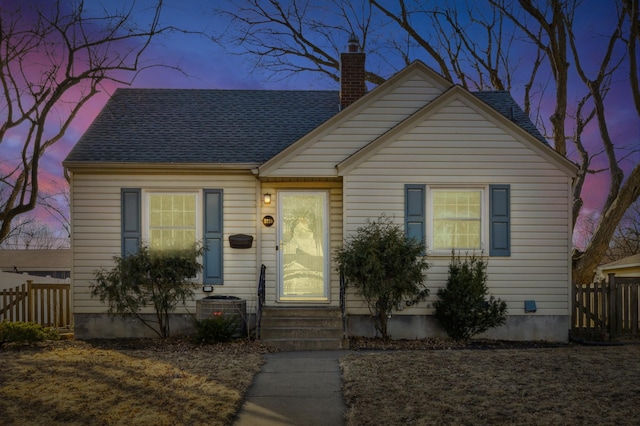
[{"left": 340, "top": 34, "right": 366, "bottom": 109}]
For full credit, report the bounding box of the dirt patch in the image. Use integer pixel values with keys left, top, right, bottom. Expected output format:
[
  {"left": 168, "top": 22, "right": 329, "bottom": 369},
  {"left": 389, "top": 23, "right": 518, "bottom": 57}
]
[
  {"left": 0, "top": 338, "right": 268, "bottom": 426},
  {"left": 341, "top": 343, "right": 640, "bottom": 425}
]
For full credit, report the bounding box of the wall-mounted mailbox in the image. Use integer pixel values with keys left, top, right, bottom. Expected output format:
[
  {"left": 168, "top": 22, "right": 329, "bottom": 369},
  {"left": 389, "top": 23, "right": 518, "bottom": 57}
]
[{"left": 229, "top": 234, "right": 253, "bottom": 249}]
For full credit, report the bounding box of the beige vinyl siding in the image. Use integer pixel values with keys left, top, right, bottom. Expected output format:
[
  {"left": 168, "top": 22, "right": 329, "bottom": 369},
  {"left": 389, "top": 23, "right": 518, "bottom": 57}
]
[
  {"left": 268, "top": 78, "right": 446, "bottom": 177},
  {"left": 258, "top": 181, "right": 343, "bottom": 306},
  {"left": 70, "top": 172, "right": 259, "bottom": 314},
  {"left": 343, "top": 99, "right": 572, "bottom": 317}
]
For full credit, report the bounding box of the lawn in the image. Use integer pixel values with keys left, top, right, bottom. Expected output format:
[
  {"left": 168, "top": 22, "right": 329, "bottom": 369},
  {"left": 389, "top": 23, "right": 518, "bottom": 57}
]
[
  {"left": 341, "top": 344, "right": 640, "bottom": 425},
  {"left": 0, "top": 339, "right": 266, "bottom": 426},
  {"left": 2, "top": 338, "right": 639, "bottom": 425}
]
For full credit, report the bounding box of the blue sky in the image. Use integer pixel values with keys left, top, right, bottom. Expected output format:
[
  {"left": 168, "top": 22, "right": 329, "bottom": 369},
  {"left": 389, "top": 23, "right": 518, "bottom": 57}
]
[{"left": 1, "top": 0, "right": 637, "bottom": 243}]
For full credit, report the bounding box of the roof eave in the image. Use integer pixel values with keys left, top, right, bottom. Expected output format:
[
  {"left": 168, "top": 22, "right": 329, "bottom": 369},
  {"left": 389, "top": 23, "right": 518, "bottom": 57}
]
[{"left": 63, "top": 161, "right": 260, "bottom": 174}]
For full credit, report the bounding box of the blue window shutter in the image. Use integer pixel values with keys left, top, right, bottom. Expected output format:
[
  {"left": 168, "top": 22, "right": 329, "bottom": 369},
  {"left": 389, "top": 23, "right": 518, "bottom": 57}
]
[
  {"left": 405, "top": 184, "right": 426, "bottom": 245},
  {"left": 490, "top": 184, "right": 510, "bottom": 256},
  {"left": 121, "top": 188, "right": 141, "bottom": 256},
  {"left": 204, "top": 189, "right": 223, "bottom": 284}
]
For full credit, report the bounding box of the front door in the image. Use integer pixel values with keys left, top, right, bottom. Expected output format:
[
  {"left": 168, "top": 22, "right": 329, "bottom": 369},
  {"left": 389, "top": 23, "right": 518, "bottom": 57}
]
[{"left": 278, "top": 191, "right": 329, "bottom": 302}]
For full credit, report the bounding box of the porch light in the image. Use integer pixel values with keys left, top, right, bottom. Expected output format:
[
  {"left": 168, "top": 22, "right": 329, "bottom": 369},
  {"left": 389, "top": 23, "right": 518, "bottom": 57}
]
[{"left": 263, "top": 193, "right": 272, "bottom": 205}]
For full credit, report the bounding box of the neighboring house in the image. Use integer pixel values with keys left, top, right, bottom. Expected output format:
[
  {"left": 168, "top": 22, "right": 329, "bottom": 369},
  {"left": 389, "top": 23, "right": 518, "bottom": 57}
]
[
  {"left": 0, "top": 249, "right": 71, "bottom": 280},
  {"left": 0, "top": 271, "right": 69, "bottom": 292},
  {"left": 597, "top": 254, "right": 640, "bottom": 279},
  {"left": 63, "top": 42, "right": 577, "bottom": 342}
]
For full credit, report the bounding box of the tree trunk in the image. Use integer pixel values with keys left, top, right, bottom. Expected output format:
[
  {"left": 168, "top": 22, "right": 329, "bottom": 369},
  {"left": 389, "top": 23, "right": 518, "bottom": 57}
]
[
  {"left": 573, "top": 164, "right": 640, "bottom": 283},
  {"left": 375, "top": 301, "right": 390, "bottom": 340}
]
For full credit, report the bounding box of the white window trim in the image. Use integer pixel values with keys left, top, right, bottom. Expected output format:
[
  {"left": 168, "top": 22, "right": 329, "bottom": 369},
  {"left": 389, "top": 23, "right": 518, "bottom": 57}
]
[
  {"left": 426, "top": 185, "right": 488, "bottom": 256},
  {"left": 141, "top": 189, "right": 203, "bottom": 281}
]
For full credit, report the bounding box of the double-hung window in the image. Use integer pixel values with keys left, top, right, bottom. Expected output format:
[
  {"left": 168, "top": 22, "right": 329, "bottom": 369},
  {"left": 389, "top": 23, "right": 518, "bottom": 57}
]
[
  {"left": 148, "top": 193, "right": 198, "bottom": 251},
  {"left": 121, "top": 188, "right": 224, "bottom": 283},
  {"left": 431, "top": 189, "right": 483, "bottom": 252},
  {"left": 404, "top": 184, "right": 510, "bottom": 256}
]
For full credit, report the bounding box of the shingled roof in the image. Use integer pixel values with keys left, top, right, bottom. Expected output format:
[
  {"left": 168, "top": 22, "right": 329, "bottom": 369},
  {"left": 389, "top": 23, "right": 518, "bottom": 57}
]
[
  {"left": 64, "top": 87, "right": 548, "bottom": 166},
  {"left": 472, "top": 91, "right": 548, "bottom": 144},
  {"left": 65, "top": 89, "right": 340, "bottom": 164}
]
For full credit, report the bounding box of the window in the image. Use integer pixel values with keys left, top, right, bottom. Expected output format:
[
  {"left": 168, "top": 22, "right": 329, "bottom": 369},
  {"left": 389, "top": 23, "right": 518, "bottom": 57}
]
[
  {"left": 404, "top": 184, "right": 510, "bottom": 256},
  {"left": 432, "top": 189, "right": 482, "bottom": 251},
  {"left": 148, "top": 193, "right": 197, "bottom": 251},
  {"left": 121, "top": 188, "right": 224, "bottom": 283}
]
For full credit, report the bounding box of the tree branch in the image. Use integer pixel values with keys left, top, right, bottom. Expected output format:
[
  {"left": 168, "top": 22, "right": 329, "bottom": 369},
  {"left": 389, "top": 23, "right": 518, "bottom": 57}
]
[{"left": 0, "top": 0, "right": 174, "bottom": 244}]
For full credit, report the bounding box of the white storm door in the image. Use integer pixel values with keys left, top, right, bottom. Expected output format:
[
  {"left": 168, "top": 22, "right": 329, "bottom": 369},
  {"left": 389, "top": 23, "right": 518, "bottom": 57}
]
[{"left": 278, "top": 191, "right": 329, "bottom": 301}]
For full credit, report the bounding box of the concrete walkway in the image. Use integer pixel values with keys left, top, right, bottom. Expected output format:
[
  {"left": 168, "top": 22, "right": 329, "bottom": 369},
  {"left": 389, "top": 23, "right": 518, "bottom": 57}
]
[{"left": 233, "top": 351, "right": 350, "bottom": 426}]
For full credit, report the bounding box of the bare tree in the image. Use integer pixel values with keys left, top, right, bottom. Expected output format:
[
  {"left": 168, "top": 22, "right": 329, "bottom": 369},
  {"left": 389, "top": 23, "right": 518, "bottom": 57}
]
[
  {"left": 39, "top": 179, "right": 71, "bottom": 242},
  {"left": 605, "top": 199, "right": 640, "bottom": 262},
  {"left": 497, "top": 0, "right": 640, "bottom": 283},
  {"left": 0, "top": 0, "right": 178, "bottom": 244},
  {"left": 210, "top": 0, "right": 640, "bottom": 283},
  {"left": 214, "top": 0, "right": 387, "bottom": 84},
  {"left": 0, "top": 216, "right": 67, "bottom": 249},
  {"left": 624, "top": 0, "right": 640, "bottom": 113}
]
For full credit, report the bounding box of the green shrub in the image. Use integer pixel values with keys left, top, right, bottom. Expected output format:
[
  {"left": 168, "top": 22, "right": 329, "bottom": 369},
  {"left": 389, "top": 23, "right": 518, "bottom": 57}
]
[
  {"left": 92, "top": 244, "right": 204, "bottom": 339},
  {"left": 433, "top": 253, "right": 507, "bottom": 341},
  {"left": 0, "top": 321, "right": 59, "bottom": 346},
  {"left": 193, "top": 314, "right": 238, "bottom": 344},
  {"left": 335, "top": 216, "right": 429, "bottom": 340}
]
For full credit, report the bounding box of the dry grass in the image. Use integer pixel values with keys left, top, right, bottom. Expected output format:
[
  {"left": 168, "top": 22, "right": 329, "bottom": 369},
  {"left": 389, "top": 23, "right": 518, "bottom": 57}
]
[
  {"left": 341, "top": 344, "right": 640, "bottom": 425},
  {"left": 0, "top": 339, "right": 267, "bottom": 426},
  {"left": 4, "top": 337, "right": 640, "bottom": 425}
]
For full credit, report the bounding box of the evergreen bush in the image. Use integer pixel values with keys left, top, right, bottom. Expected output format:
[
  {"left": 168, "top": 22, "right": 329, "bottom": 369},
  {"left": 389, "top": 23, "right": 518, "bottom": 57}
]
[
  {"left": 0, "top": 321, "right": 59, "bottom": 346},
  {"left": 92, "top": 244, "right": 204, "bottom": 339},
  {"left": 335, "top": 216, "right": 429, "bottom": 340},
  {"left": 192, "top": 313, "right": 238, "bottom": 344},
  {"left": 433, "top": 252, "right": 507, "bottom": 341}
]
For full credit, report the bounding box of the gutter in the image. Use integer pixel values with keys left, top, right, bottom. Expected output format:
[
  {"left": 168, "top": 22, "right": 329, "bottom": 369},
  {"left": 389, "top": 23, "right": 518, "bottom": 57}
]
[{"left": 62, "top": 162, "right": 261, "bottom": 174}]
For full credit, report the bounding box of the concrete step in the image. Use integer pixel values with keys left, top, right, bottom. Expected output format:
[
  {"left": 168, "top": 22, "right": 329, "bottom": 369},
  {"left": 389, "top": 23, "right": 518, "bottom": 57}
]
[
  {"left": 261, "top": 306, "right": 342, "bottom": 318},
  {"left": 261, "top": 326, "right": 344, "bottom": 340},
  {"left": 259, "top": 307, "right": 347, "bottom": 351},
  {"left": 261, "top": 316, "right": 342, "bottom": 328},
  {"left": 264, "top": 338, "right": 349, "bottom": 352}
]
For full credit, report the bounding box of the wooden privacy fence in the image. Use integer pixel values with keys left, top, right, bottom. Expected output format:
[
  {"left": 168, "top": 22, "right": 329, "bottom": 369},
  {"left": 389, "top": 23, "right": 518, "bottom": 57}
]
[
  {"left": 0, "top": 281, "right": 71, "bottom": 328},
  {"left": 572, "top": 274, "right": 640, "bottom": 340}
]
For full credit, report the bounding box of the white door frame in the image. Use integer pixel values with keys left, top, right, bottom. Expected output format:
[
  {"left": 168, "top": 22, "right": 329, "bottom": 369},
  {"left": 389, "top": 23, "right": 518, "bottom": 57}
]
[{"left": 277, "top": 190, "right": 329, "bottom": 302}]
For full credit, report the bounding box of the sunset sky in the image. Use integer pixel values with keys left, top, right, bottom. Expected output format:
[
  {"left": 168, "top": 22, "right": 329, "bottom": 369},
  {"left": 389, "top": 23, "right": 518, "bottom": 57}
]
[{"left": 1, "top": 0, "right": 638, "bottom": 246}]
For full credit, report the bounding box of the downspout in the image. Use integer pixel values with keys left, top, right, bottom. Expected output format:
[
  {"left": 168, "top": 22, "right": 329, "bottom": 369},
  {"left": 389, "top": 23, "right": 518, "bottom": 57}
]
[
  {"left": 253, "top": 169, "right": 262, "bottom": 322},
  {"left": 64, "top": 166, "right": 75, "bottom": 325}
]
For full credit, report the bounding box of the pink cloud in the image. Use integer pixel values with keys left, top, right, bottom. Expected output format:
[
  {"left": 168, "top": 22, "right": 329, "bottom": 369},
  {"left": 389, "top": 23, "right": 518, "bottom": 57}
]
[{"left": 3, "top": 0, "right": 637, "bottom": 249}]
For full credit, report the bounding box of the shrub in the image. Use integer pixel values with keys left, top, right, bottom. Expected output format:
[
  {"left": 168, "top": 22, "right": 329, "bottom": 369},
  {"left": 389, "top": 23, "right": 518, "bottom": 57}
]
[
  {"left": 193, "top": 313, "right": 238, "bottom": 344},
  {"left": 433, "top": 252, "right": 507, "bottom": 341},
  {"left": 0, "top": 321, "right": 59, "bottom": 346},
  {"left": 92, "top": 244, "right": 204, "bottom": 339},
  {"left": 335, "top": 216, "right": 429, "bottom": 340}
]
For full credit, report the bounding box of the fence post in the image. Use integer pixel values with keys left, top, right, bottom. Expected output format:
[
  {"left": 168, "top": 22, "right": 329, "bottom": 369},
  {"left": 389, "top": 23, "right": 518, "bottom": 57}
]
[
  {"left": 632, "top": 283, "right": 639, "bottom": 336},
  {"left": 608, "top": 273, "right": 617, "bottom": 336},
  {"left": 27, "top": 280, "right": 33, "bottom": 323}
]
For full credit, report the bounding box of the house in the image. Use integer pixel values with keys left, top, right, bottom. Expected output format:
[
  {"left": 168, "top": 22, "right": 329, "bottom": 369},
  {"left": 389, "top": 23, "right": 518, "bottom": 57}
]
[
  {"left": 63, "top": 41, "right": 578, "bottom": 343},
  {"left": 0, "top": 249, "right": 71, "bottom": 280},
  {"left": 597, "top": 254, "right": 640, "bottom": 279}
]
